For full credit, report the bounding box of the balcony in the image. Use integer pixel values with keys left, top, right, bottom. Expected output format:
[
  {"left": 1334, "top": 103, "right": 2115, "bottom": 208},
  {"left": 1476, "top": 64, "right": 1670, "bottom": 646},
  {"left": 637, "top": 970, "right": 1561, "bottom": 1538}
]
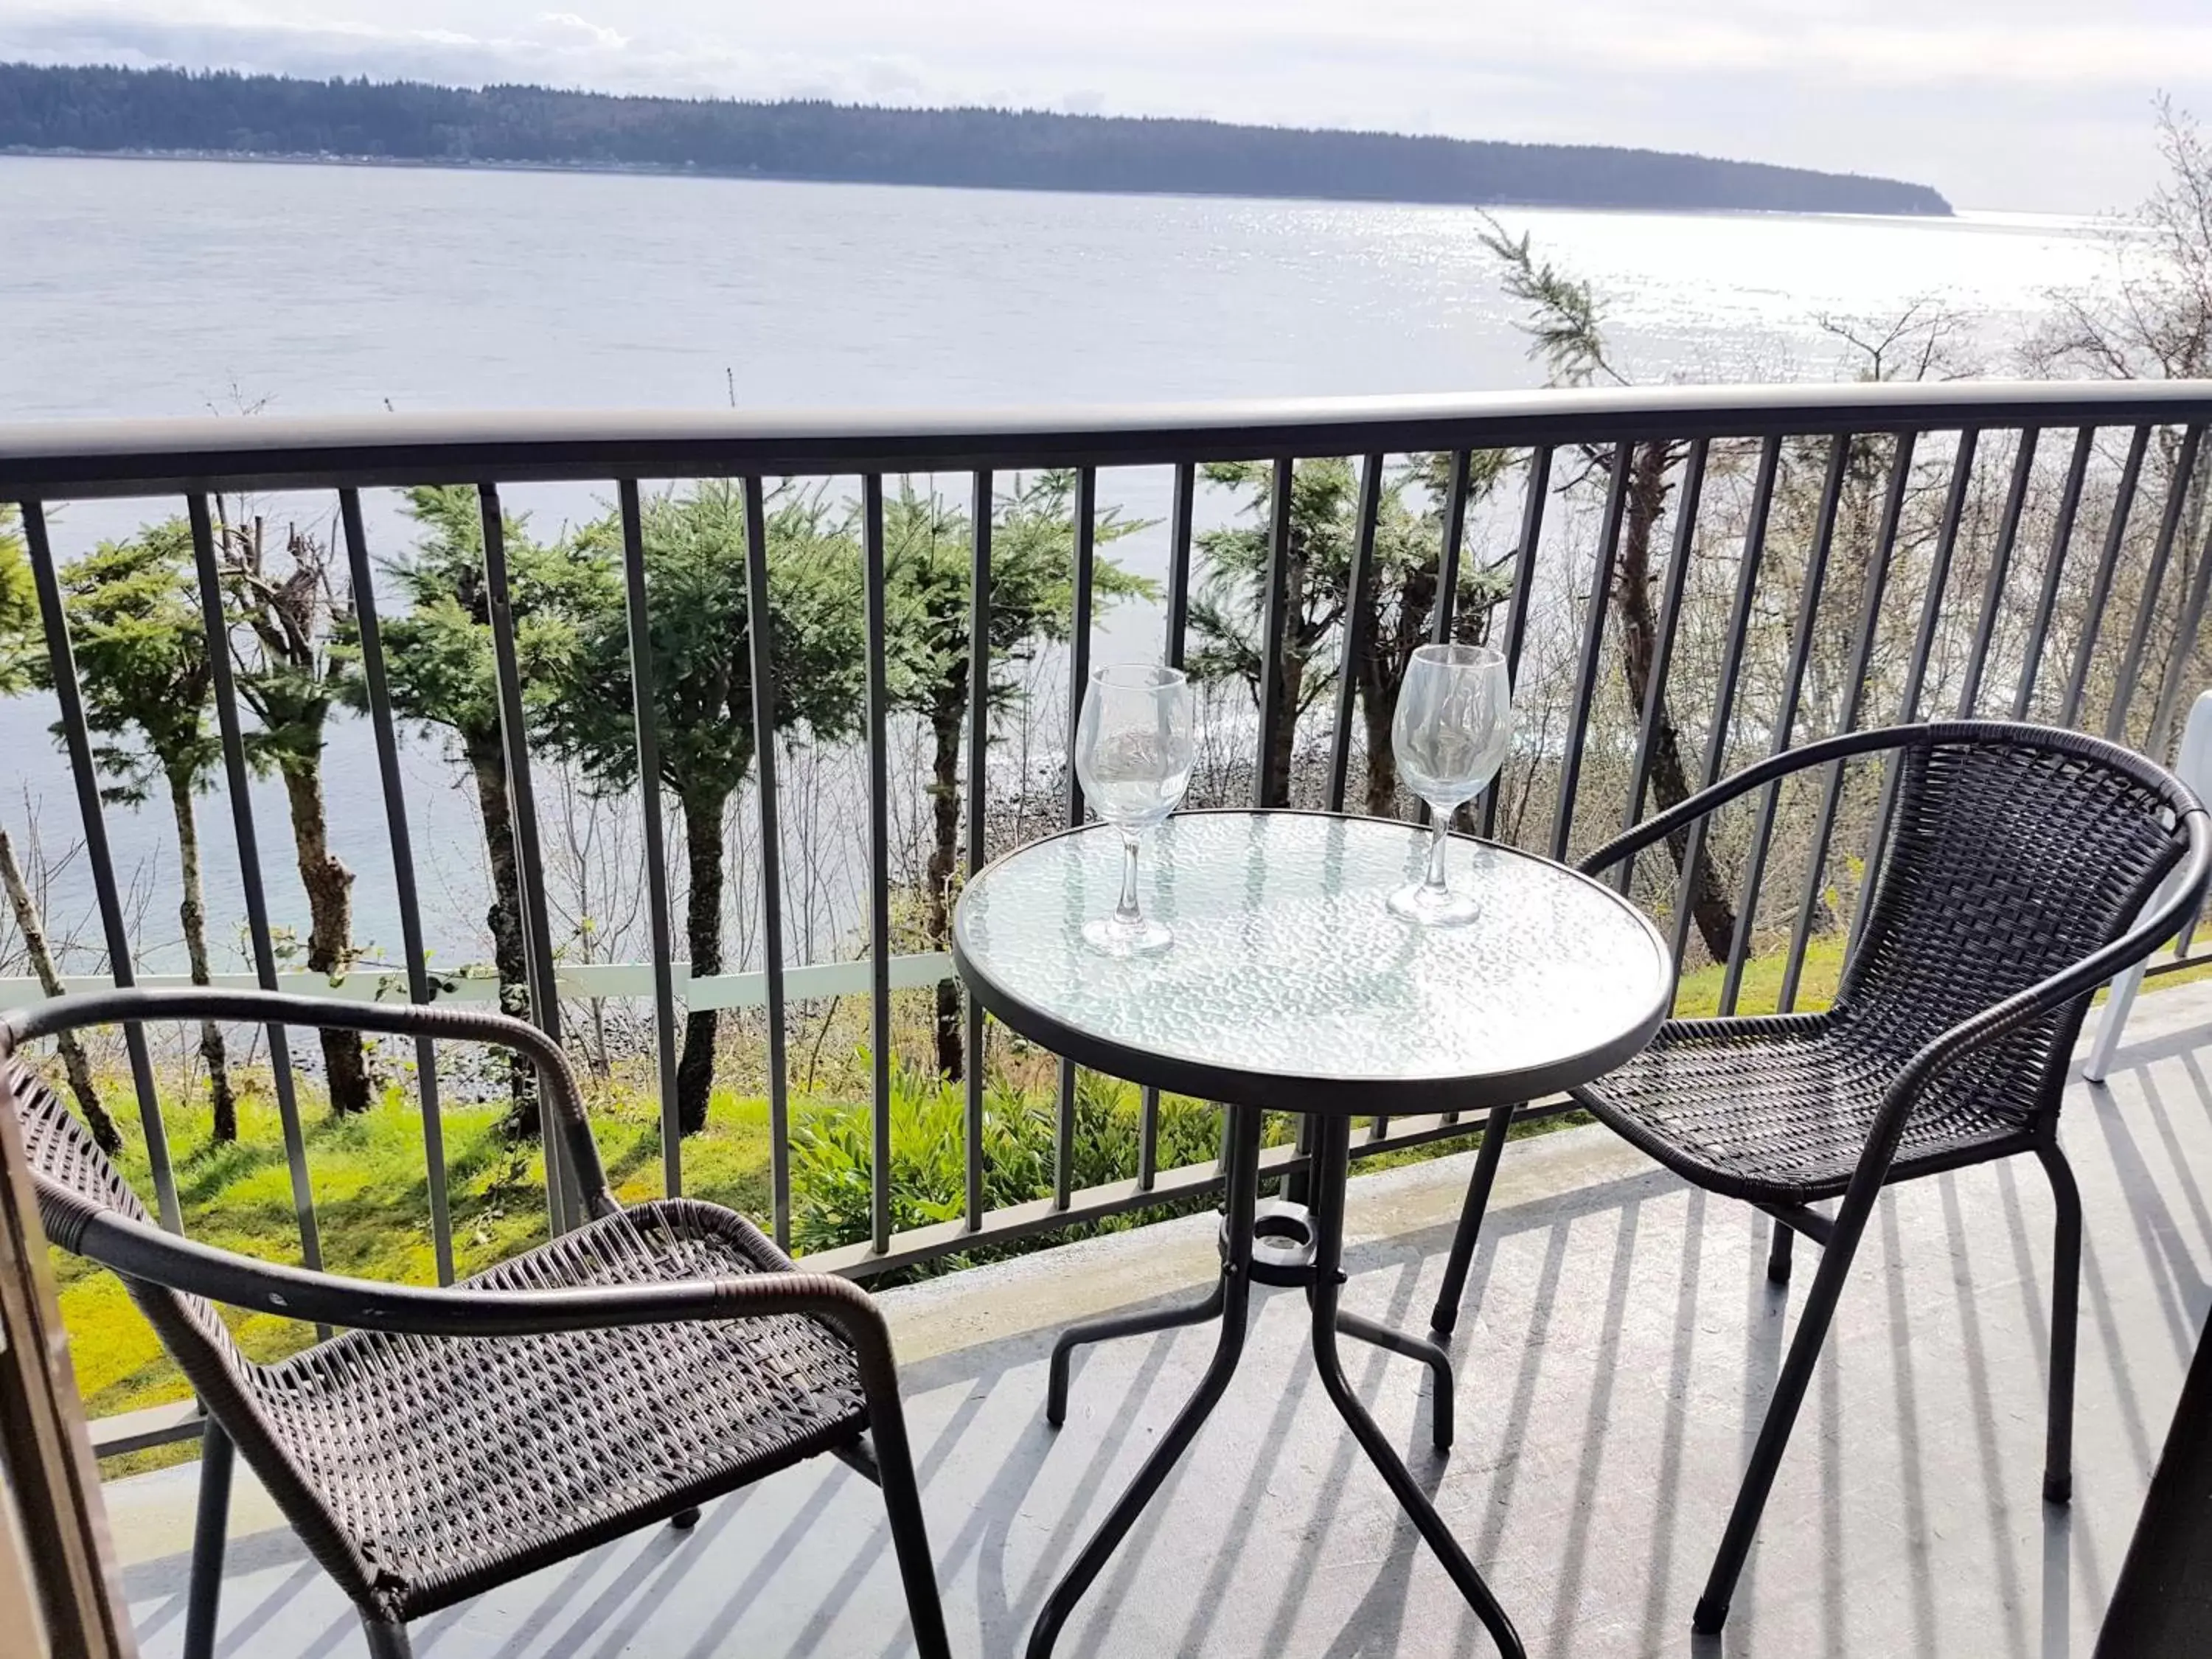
[
  {"left": 85, "top": 975, "right": 2212, "bottom": 1655},
  {"left": 4, "top": 382, "right": 2212, "bottom": 1654}
]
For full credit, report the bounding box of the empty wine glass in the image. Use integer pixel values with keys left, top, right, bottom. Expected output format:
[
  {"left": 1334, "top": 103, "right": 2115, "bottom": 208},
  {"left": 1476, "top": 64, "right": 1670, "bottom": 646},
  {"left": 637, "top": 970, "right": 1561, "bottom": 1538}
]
[
  {"left": 1075, "top": 664, "right": 1196, "bottom": 956},
  {"left": 1389, "top": 643, "right": 1513, "bottom": 926}
]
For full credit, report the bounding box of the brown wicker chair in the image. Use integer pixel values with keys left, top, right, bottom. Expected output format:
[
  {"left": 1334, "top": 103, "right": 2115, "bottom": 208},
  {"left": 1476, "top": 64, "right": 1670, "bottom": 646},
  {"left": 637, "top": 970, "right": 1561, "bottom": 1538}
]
[
  {"left": 1, "top": 987, "right": 953, "bottom": 1659},
  {"left": 1425, "top": 721, "right": 2211, "bottom": 1638}
]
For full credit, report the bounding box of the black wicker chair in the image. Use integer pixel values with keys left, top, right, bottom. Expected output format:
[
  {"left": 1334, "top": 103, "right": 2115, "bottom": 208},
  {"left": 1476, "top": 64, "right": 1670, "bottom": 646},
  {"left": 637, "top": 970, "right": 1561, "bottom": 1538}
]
[
  {"left": 1, "top": 987, "right": 953, "bottom": 1659},
  {"left": 1425, "top": 721, "right": 2211, "bottom": 1637}
]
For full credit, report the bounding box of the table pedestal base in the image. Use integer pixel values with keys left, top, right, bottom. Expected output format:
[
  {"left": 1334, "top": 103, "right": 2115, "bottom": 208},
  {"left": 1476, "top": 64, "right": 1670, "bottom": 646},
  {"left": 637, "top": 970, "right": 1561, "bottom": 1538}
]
[{"left": 1026, "top": 1105, "right": 1525, "bottom": 1659}]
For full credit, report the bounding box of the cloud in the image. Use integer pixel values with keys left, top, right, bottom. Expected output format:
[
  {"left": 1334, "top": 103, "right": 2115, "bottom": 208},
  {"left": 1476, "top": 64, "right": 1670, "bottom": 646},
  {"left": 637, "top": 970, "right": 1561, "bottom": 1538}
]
[{"left": 535, "top": 13, "right": 628, "bottom": 52}]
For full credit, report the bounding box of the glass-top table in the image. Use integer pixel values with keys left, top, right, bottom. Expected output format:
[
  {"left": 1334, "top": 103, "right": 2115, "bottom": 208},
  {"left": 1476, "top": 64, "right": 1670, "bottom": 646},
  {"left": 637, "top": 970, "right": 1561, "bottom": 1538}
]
[{"left": 953, "top": 810, "right": 1674, "bottom": 1659}]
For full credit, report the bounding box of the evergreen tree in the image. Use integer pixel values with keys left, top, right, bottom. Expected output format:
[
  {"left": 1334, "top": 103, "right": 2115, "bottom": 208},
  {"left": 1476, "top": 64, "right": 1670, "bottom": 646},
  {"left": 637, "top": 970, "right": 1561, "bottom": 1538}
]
[
  {"left": 540, "top": 481, "right": 866, "bottom": 1133},
  {"left": 880, "top": 474, "right": 1149, "bottom": 1079},
  {"left": 1187, "top": 456, "right": 1509, "bottom": 813},
  {"left": 44, "top": 522, "right": 239, "bottom": 1141},
  {"left": 367, "top": 487, "right": 608, "bottom": 1138}
]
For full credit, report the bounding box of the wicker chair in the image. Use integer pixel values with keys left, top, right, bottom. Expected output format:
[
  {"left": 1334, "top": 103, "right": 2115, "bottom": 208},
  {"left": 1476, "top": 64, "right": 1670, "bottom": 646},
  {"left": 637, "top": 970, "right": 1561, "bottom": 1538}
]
[
  {"left": 1, "top": 987, "right": 953, "bottom": 1659},
  {"left": 1425, "top": 721, "right": 2211, "bottom": 1638}
]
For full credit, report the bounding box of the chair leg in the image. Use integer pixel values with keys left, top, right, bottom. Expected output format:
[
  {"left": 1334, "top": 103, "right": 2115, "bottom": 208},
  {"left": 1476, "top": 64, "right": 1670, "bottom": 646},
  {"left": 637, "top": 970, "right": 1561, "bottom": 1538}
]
[
  {"left": 360, "top": 1615, "right": 413, "bottom": 1658},
  {"left": 855, "top": 1368, "right": 953, "bottom": 1659},
  {"left": 2039, "top": 1141, "right": 2084, "bottom": 1505},
  {"left": 2083, "top": 959, "right": 2146, "bottom": 1082},
  {"left": 1694, "top": 1186, "right": 1876, "bottom": 1635},
  {"left": 183, "top": 1421, "right": 233, "bottom": 1659},
  {"left": 670, "top": 1506, "right": 702, "bottom": 1530},
  {"left": 1767, "top": 1218, "right": 1795, "bottom": 1286},
  {"left": 1430, "top": 1101, "right": 1517, "bottom": 1338}
]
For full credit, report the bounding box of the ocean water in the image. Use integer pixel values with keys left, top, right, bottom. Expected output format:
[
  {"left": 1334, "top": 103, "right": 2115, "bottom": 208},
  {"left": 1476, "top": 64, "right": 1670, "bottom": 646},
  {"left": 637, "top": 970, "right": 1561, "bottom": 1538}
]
[{"left": 0, "top": 156, "right": 2123, "bottom": 975}]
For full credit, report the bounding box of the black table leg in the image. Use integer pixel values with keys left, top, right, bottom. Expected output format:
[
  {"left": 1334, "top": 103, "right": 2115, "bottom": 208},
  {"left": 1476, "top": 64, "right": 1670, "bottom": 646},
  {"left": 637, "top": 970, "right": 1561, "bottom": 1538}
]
[
  {"left": 1047, "top": 1279, "right": 1228, "bottom": 1427},
  {"left": 1308, "top": 1113, "right": 1526, "bottom": 1659},
  {"left": 1334, "top": 1304, "right": 1454, "bottom": 1451},
  {"left": 1026, "top": 1102, "right": 1264, "bottom": 1658}
]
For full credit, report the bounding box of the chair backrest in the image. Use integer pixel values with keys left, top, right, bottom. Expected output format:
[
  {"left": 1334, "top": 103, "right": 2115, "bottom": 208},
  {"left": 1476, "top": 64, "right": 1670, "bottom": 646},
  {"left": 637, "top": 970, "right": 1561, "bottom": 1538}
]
[
  {"left": 3, "top": 1054, "right": 262, "bottom": 1396},
  {"left": 1838, "top": 727, "right": 2196, "bottom": 1133},
  {"left": 0, "top": 1053, "right": 374, "bottom": 1599}
]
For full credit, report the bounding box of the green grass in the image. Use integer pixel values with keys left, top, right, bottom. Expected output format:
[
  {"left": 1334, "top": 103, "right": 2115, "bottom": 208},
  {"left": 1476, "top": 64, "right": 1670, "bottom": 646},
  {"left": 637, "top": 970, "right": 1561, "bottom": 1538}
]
[{"left": 1671, "top": 930, "right": 1848, "bottom": 1019}]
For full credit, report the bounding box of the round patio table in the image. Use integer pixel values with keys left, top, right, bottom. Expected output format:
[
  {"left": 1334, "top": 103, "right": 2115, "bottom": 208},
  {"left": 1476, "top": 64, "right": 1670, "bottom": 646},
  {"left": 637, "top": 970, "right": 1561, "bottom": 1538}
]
[{"left": 953, "top": 809, "right": 1674, "bottom": 1659}]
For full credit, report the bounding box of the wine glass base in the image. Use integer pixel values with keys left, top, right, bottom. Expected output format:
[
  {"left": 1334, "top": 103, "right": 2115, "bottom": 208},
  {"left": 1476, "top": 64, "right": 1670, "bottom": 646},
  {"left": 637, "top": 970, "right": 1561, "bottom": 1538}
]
[
  {"left": 1389, "top": 883, "right": 1481, "bottom": 928},
  {"left": 1083, "top": 914, "right": 1175, "bottom": 958}
]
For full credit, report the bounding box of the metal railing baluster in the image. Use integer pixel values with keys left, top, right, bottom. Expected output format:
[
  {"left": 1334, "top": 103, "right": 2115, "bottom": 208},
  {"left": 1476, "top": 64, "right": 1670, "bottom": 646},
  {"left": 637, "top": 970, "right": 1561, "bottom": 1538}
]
[
  {"left": 1847, "top": 428, "right": 1981, "bottom": 954},
  {"left": 184, "top": 495, "right": 324, "bottom": 1295},
  {"left": 615, "top": 481, "right": 682, "bottom": 1203},
  {"left": 1779, "top": 430, "right": 1917, "bottom": 1012},
  {"left": 740, "top": 476, "right": 793, "bottom": 1251},
  {"left": 477, "top": 483, "right": 570, "bottom": 1237},
  {"left": 1253, "top": 456, "right": 1309, "bottom": 1178},
  {"left": 19, "top": 500, "right": 178, "bottom": 1233},
  {"left": 2013, "top": 427, "right": 2096, "bottom": 720},
  {"left": 963, "top": 470, "right": 992, "bottom": 1231},
  {"left": 863, "top": 476, "right": 896, "bottom": 1255},
  {"left": 1056, "top": 467, "right": 1098, "bottom": 1213},
  {"left": 1327, "top": 453, "right": 1384, "bottom": 815},
  {"left": 1324, "top": 453, "right": 1391, "bottom": 1141},
  {"left": 1429, "top": 449, "right": 1472, "bottom": 644},
  {"left": 1139, "top": 461, "right": 1197, "bottom": 1192},
  {"left": 1669, "top": 434, "right": 1781, "bottom": 975},
  {"left": 339, "top": 489, "right": 453, "bottom": 1282},
  {"left": 1255, "top": 456, "right": 1295, "bottom": 809},
  {"left": 2059, "top": 425, "right": 2152, "bottom": 728},
  {"left": 1481, "top": 447, "right": 1553, "bottom": 840},
  {"left": 2107, "top": 425, "right": 2206, "bottom": 742},
  {"left": 1550, "top": 442, "right": 1633, "bottom": 862},
  {"left": 1615, "top": 438, "right": 1708, "bottom": 897},
  {"left": 2149, "top": 509, "right": 2212, "bottom": 761},
  {"left": 1957, "top": 428, "right": 2041, "bottom": 718},
  {"left": 1719, "top": 435, "right": 1848, "bottom": 1014}
]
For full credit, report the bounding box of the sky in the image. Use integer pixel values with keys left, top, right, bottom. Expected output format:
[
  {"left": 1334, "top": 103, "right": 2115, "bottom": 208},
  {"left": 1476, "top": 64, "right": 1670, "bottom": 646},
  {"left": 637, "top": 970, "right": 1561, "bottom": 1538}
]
[{"left": 4, "top": 1, "right": 2211, "bottom": 214}]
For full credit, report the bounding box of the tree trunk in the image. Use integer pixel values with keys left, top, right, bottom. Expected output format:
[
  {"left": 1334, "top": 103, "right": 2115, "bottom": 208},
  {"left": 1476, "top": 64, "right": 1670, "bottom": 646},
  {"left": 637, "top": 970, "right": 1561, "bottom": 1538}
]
[
  {"left": 1352, "top": 531, "right": 1439, "bottom": 818},
  {"left": 925, "top": 688, "right": 964, "bottom": 1079},
  {"left": 1261, "top": 546, "right": 1310, "bottom": 808},
  {"left": 0, "top": 827, "right": 120, "bottom": 1154},
  {"left": 465, "top": 731, "right": 538, "bottom": 1139},
  {"left": 167, "top": 772, "right": 237, "bottom": 1143},
  {"left": 1613, "top": 443, "right": 1739, "bottom": 963},
  {"left": 1359, "top": 679, "right": 1400, "bottom": 817},
  {"left": 278, "top": 757, "right": 369, "bottom": 1113},
  {"left": 677, "top": 785, "right": 736, "bottom": 1135}
]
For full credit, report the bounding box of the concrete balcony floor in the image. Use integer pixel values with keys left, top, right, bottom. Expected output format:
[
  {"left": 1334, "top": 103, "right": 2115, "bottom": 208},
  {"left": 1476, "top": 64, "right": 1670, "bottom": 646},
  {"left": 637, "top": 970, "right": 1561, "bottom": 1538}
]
[{"left": 100, "top": 980, "right": 2212, "bottom": 1658}]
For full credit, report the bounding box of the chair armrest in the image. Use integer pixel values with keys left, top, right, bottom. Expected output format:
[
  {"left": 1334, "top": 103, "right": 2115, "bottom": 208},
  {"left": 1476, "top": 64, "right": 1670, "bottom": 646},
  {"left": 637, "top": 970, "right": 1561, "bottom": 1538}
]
[
  {"left": 60, "top": 1203, "right": 891, "bottom": 1353},
  {"left": 1865, "top": 804, "right": 2212, "bottom": 1165},
  {"left": 1577, "top": 723, "right": 1938, "bottom": 880},
  {"left": 2, "top": 987, "right": 615, "bottom": 1218}
]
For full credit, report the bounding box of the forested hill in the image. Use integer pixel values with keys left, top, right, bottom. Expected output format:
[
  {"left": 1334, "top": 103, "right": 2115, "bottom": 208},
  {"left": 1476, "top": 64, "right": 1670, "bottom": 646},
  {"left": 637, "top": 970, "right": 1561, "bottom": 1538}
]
[{"left": 0, "top": 63, "right": 1953, "bottom": 217}]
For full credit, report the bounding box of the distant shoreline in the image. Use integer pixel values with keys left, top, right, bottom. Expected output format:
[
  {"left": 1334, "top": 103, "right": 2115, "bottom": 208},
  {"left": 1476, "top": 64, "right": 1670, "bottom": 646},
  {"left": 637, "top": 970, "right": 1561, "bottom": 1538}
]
[
  {"left": 0, "top": 62, "right": 1955, "bottom": 219},
  {"left": 0, "top": 144, "right": 1959, "bottom": 223}
]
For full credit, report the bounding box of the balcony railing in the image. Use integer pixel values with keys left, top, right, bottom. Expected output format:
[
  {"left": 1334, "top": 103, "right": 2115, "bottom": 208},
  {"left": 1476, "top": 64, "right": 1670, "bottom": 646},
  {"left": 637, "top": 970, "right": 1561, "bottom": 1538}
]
[{"left": 5, "top": 380, "right": 2211, "bottom": 1450}]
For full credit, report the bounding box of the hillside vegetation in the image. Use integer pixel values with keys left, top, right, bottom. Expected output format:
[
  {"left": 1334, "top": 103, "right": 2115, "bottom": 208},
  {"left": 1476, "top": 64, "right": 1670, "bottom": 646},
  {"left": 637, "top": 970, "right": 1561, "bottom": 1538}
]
[{"left": 0, "top": 61, "right": 1953, "bottom": 215}]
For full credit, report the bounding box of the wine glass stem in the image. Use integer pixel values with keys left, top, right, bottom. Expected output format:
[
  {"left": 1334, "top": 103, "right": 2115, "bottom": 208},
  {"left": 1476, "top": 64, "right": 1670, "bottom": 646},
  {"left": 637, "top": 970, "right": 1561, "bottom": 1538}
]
[
  {"left": 1426, "top": 807, "right": 1452, "bottom": 894},
  {"left": 1116, "top": 830, "right": 1143, "bottom": 925}
]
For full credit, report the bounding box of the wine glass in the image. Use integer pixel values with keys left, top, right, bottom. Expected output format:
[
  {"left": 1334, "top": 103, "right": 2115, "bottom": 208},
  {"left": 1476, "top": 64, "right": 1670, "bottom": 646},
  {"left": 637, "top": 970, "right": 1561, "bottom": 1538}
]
[
  {"left": 1075, "top": 664, "right": 1196, "bottom": 956},
  {"left": 1389, "top": 643, "right": 1513, "bottom": 926}
]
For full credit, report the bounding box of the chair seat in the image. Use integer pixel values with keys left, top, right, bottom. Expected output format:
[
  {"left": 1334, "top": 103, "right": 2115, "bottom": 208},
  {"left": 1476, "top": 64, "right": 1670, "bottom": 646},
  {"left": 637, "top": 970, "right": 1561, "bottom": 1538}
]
[
  {"left": 1571, "top": 1010, "right": 2037, "bottom": 1206},
  {"left": 246, "top": 1199, "right": 867, "bottom": 1616}
]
